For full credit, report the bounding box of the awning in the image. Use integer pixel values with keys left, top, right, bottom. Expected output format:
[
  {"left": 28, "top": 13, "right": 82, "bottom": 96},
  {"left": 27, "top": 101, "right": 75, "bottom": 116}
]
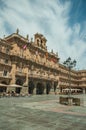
[
  {"left": 0, "top": 83, "right": 8, "bottom": 87},
  {"left": 63, "top": 88, "right": 81, "bottom": 92},
  {"left": 8, "top": 84, "right": 23, "bottom": 88}
]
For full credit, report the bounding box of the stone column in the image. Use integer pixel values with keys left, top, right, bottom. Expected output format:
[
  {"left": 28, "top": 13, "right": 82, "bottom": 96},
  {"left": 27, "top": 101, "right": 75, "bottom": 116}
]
[
  {"left": 50, "top": 81, "right": 54, "bottom": 94},
  {"left": 43, "top": 82, "right": 46, "bottom": 94},
  {"left": 10, "top": 63, "right": 16, "bottom": 84},
  {"left": 33, "top": 82, "right": 36, "bottom": 95},
  {"left": 54, "top": 82, "right": 58, "bottom": 94},
  {"left": 83, "top": 88, "right": 85, "bottom": 94},
  {"left": 22, "top": 68, "right": 29, "bottom": 95},
  {"left": 57, "top": 82, "right": 60, "bottom": 94},
  {"left": 7, "top": 63, "right": 16, "bottom": 92},
  {"left": 44, "top": 87, "right": 46, "bottom": 94},
  {"left": 20, "top": 87, "right": 28, "bottom": 95},
  {"left": 24, "top": 74, "right": 28, "bottom": 87}
]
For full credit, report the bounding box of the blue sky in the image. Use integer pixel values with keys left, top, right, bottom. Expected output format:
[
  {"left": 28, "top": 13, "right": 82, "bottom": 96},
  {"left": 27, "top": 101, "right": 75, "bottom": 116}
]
[{"left": 0, "top": 0, "right": 86, "bottom": 70}]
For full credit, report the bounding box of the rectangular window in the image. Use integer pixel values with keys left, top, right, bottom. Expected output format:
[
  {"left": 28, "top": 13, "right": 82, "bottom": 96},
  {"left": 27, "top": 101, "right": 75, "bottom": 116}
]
[
  {"left": 6, "top": 48, "right": 9, "bottom": 54},
  {"left": 4, "top": 59, "right": 8, "bottom": 64},
  {"left": 19, "top": 67, "right": 22, "bottom": 73},
  {"left": 20, "top": 49, "right": 23, "bottom": 57},
  {"left": 3, "top": 70, "right": 8, "bottom": 76}
]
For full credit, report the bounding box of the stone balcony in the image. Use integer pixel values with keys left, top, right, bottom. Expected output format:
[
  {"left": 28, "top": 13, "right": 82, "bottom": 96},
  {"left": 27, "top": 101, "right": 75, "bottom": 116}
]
[
  {"left": 28, "top": 72, "right": 58, "bottom": 82},
  {"left": 78, "top": 84, "right": 86, "bottom": 87},
  {"left": 0, "top": 72, "right": 12, "bottom": 79},
  {"left": 15, "top": 71, "right": 26, "bottom": 77},
  {"left": 0, "top": 60, "right": 11, "bottom": 67},
  {"left": 10, "top": 52, "right": 59, "bottom": 71}
]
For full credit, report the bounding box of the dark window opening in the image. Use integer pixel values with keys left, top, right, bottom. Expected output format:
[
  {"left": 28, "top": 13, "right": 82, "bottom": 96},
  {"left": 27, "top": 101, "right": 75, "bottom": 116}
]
[
  {"left": 3, "top": 70, "right": 8, "bottom": 76},
  {"left": 4, "top": 59, "right": 8, "bottom": 64},
  {"left": 6, "top": 48, "right": 9, "bottom": 54}
]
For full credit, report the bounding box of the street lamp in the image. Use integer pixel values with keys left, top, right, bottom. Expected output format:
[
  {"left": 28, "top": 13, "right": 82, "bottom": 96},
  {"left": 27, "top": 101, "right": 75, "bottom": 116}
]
[{"left": 63, "top": 57, "right": 76, "bottom": 97}]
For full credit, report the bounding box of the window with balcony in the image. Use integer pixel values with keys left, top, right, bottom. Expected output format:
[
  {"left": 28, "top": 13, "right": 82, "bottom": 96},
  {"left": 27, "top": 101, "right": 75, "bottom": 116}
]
[
  {"left": 4, "top": 59, "right": 8, "bottom": 64},
  {"left": 3, "top": 70, "right": 8, "bottom": 76},
  {"left": 19, "top": 67, "right": 22, "bottom": 73},
  {"left": 6, "top": 48, "right": 9, "bottom": 54},
  {"left": 37, "top": 39, "right": 40, "bottom": 46},
  {"left": 20, "top": 49, "right": 23, "bottom": 57}
]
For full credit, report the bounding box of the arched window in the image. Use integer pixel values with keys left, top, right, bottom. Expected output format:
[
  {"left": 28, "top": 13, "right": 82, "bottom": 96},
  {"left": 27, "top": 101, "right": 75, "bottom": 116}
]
[
  {"left": 37, "top": 39, "right": 40, "bottom": 46},
  {"left": 41, "top": 40, "right": 43, "bottom": 43}
]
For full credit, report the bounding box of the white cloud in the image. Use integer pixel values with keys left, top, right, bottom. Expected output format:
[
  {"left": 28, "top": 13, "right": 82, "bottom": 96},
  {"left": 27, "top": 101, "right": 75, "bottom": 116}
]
[{"left": 0, "top": 0, "right": 86, "bottom": 69}]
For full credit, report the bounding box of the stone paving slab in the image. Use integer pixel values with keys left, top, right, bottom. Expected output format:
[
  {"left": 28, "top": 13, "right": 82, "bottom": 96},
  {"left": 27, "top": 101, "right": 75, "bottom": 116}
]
[{"left": 0, "top": 95, "right": 86, "bottom": 130}]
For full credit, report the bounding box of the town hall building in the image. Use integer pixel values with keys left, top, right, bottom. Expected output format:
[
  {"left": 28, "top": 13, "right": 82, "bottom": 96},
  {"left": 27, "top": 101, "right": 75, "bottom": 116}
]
[{"left": 0, "top": 29, "right": 86, "bottom": 95}]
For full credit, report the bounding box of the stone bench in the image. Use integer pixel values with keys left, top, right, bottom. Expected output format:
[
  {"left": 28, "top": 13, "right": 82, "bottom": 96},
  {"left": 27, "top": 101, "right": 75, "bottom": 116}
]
[
  {"left": 73, "top": 98, "right": 80, "bottom": 106},
  {"left": 59, "top": 96, "right": 81, "bottom": 106}
]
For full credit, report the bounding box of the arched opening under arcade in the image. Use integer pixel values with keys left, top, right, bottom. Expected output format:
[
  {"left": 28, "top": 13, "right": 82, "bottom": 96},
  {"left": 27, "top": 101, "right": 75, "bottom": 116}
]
[
  {"left": 15, "top": 79, "right": 23, "bottom": 94},
  {"left": 28, "top": 81, "right": 34, "bottom": 94},
  {"left": 46, "top": 82, "right": 51, "bottom": 94},
  {"left": 36, "top": 82, "right": 44, "bottom": 95},
  {"left": 54, "top": 82, "right": 58, "bottom": 93}
]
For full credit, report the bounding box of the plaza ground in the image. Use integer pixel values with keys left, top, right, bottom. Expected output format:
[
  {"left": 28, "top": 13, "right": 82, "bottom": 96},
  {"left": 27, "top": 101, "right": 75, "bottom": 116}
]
[{"left": 0, "top": 94, "right": 86, "bottom": 130}]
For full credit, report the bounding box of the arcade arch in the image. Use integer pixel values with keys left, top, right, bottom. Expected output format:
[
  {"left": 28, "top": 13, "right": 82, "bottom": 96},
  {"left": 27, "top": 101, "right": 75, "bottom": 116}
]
[
  {"left": 46, "top": 82, "right": 51, "bottom": 94},
  {"left": 36, "top": 82, "right": 44, "bottom": 95},
  {"left": 28, "top": 80, "right": 34, "bottom": 94},
  {"left": 15, "top": 79, "right": 23, "bottom": 94}
]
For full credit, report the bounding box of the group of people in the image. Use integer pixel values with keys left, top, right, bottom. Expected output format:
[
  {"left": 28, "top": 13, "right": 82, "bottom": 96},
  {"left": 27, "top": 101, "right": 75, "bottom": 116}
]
[{"left": 0, "top": 91, "right": 32, "bottom": 98}]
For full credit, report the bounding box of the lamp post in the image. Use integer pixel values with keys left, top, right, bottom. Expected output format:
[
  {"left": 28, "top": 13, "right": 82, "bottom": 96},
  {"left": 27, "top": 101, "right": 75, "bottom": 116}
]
[{"left": 63, "top": 57, "right": 76, "bottom": 98}]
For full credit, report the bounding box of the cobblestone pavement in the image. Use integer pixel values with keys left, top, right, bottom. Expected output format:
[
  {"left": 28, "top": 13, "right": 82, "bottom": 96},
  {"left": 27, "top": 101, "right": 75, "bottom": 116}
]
[{"left": 0, "top": 94, "right": 86, "bottom": 130}]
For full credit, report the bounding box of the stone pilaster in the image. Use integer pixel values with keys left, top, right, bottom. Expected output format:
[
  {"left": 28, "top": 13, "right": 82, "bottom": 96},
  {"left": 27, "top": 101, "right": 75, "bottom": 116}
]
[
  {"left": 83, "top": 88, "right": 85, "bottom": 94},
  {"left": 10, "top": 63, "right": 16, "bottom": 84},
  {"left": 43, "top": 82, "right": 46, "bottom": 94},
  {"left": 20, "top": 87, "right": 28, "bottom": 95},
  {"left": 33, "top": 83, "right": 36, "bottom": 95},
  {"left": 50, "top": 81, "right": 54, "bottom": 94},
  {"left": 43, "top": 87, "right": 46, "bottom": 94}
]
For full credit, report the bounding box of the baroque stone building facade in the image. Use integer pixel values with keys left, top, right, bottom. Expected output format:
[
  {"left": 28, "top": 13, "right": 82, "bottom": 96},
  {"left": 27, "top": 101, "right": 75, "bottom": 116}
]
[{"left": 0, "top": 30, "right": 86, "bottom": 94}]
